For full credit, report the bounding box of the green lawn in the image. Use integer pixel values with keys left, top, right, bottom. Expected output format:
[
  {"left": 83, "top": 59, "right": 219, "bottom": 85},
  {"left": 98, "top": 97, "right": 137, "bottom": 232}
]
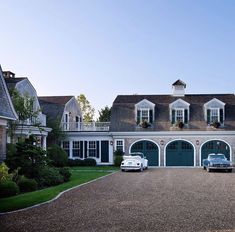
[{"left": 0, "top": 166, "right": 118, "bottom": 213}]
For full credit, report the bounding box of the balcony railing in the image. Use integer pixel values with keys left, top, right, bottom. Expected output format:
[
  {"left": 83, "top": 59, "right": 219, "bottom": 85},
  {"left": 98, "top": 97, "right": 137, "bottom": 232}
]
[
  {"left": 18, "top": 113, "right": 47, "bottom": 127},
  {"left": 61, "top": 122, "right": 110, "bottom": 131}
]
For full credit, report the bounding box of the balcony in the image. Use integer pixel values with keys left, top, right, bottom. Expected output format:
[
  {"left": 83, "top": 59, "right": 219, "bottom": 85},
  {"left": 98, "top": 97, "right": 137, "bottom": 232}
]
[
  {"left": 18, "top": 113, "right": 47, "bottom": 127},
  {"left": 61, "top": 122, "right": 110, "bottom": 132}
]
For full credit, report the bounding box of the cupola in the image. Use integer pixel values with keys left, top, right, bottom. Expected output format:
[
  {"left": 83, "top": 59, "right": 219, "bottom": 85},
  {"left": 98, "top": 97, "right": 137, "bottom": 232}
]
[{"left": 172, "top": 79, "right": 186, "bottom": 97}]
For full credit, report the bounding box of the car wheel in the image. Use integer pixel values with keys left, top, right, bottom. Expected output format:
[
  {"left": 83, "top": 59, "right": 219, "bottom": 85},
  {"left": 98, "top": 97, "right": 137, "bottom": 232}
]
[
  {"left": 203, "top": 166, "right": 206, "bottom": 170},
  {"left": 121, "top": 169, "right": 125, "bottom": 172},
  {"left": 207, "top": 168, "right": 211, "bottom": 172},
  {"left": 227, "top": 169, "right": 232, "bottom": 173},
  {"left": 140, "top": 165, "right": 143, "bottom": 172}
]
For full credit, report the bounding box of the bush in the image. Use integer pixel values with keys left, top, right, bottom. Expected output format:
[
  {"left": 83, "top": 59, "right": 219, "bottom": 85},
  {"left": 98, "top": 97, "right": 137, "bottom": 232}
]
[
  {"left": 47, "top": 145, "right": 68, "bottom": 167},
  {"left": 114, "top": 155, "right": 123, "bottom": 167},
  {"left": 36, "top": 166, "right": 64, "bottom": 187},
  {"left": 59, "top": 167, "right": 71, "bottom": 182},
  {"left": 18, "top": 177, "right": 38, "bottom": 193},
  {"left": 0, "top": 180, "right": 19, "bottom": 198},
  {"left": 83, "top": 158, "right": 97, "bottom": 166},
  {"left": 68, "top": 159, "right": 84, "bottom": 167},
  {"left": 114, "top": 150, "right": 124, "bottom": 156},
  {"left": 0, "top": 163, "right": 12, "bottom": 182}
]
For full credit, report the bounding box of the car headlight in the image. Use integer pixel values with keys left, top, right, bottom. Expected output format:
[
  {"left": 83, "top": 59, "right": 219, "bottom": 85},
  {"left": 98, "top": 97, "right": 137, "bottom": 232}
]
[
  {"left": 121, "top": 162, "right": 124, "bottom": 165},
  {"left": 137, "top": 163, "right": 140, "bottom": 166}
]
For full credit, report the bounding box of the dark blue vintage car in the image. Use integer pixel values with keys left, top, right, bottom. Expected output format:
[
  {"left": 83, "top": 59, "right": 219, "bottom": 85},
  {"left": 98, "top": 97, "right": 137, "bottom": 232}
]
[{"left": 203, "top": 153, "right": 233, "bottom": 172}]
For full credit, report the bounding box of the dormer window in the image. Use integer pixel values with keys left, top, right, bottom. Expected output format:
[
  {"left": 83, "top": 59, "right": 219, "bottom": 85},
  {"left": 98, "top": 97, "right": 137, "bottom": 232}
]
[
  {"left": 170, "top": 99, "right": 190, "bottom": 125},
  {"left": 204, "top": 98, "right": 225, "bottom": 125},
  {"left": 135, "top": 99, "right": 155, "bottom": 125}
]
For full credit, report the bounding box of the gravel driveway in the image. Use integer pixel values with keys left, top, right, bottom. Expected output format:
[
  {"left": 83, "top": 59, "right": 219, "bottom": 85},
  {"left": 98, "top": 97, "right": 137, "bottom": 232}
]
[{"left": 0, "top": 169, "right": 235, "bottom": 232}]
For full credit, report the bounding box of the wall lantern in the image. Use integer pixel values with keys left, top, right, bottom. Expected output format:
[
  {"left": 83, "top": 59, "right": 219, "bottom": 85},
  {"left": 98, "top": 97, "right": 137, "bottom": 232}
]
[
  {"left": 160, "top": 140, "right": 164, "bottom": 146},
  {"left": 110, "top": 141, "right": 113, "bottom": 146},
  {"left": 196, "top": 140, "right": 199, "bottom": 145}
]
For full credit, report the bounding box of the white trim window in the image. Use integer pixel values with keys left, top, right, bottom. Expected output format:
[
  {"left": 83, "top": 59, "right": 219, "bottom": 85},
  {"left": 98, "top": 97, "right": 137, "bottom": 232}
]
[
  {"left": 204, "top": 98, "right": 225, "bottom": 125},
  {"left": 72, "top": 141, "right": 80, "bottom": 157},
  {"left": 88, "top": 141, "right": 96, "bottom": 157},
  {"left": 135, "top": 99, "right": 155, "bottom": 125},
  {"left": 62, "top": 141, "right": 70, "bottom": 157},
  {"left": 169, "top": 99, "right": 190, "bottom": 125},
  {"left": 64, "top": 113, "right": 69, "bottom": 131},
  {"left": 115, "top": 139, "right": 124, "bottom": 152}
]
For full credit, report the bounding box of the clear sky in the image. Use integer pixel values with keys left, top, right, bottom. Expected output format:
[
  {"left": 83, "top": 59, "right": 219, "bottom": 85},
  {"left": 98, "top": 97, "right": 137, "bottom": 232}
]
[{"left": 1, "top": 0, "right": 235, "bottom": 116}]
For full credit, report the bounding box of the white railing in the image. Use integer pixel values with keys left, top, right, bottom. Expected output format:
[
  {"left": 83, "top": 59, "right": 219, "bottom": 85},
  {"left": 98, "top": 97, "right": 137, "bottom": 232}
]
[
  {"left": 18, "top": 113, "right": 47, "bottom": 127},
  {"left": 61, "top": 122, "right": 110, "bottom": 131}
]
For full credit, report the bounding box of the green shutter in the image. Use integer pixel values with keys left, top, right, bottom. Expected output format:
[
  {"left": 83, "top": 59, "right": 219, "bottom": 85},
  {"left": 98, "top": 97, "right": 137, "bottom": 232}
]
[
  {"left": 172, "top": 109, "right": 175, "bottom": 124},
  {"left": 137, "top": 110, "right": 141, "bottom": 124},
  {"left": 220, "top": 109, "right": 224, "bottom": 123},
  {"left": 207, "top": 109, "right": 211, "bottom": 124},
  {"left": 184, "top": 109, "right": 188, "bottom": 124},
  {"left": 149, "top": 109, "right": 153, "bottom": 123}
]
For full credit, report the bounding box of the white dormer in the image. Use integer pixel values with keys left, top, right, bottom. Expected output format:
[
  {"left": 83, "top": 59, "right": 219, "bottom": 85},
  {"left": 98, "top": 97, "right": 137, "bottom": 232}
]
[
  {"left": 204, "top": 98, "right": 225, "bottom": 125},
  {"left": 172, "top": 79, "right": 186, "bottom": 97},
  {"left": 135, "top": 99, "right": 155, "bottom": 124},
  {"left": 169, "top": 99, "right": 190, "bottom": 124}
]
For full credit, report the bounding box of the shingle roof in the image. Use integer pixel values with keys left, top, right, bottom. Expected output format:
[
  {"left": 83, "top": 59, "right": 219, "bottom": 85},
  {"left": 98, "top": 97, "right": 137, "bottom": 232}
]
[
  {"left": 38, "top": 96, "right": 74, "bottom": 121},
  {"left": 4, "top": 77, "right": 27, "bottom": 89},
  {"left": 0, "top": 66, "right": 17, "bottom": 120},
  {"left": 110, "top": 94, "right": 235, "bottom": 132},
  {"left": 172, "top": 79, "right": 186, "bottom": 87}
]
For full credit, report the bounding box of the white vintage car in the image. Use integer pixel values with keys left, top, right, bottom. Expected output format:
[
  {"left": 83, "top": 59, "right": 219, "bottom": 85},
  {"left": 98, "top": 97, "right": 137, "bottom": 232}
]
[{"left": 120, "top": 152, "right": 148, "bottom": 172}]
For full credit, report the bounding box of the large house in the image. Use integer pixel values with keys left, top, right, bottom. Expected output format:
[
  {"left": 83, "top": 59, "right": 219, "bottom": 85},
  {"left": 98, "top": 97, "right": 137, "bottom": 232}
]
[
  {"left": 3, "top": 71, "right": 51, "bottom": 149},
  {"left": 0, "top": 67, "right": 17, "bottom": 161},
  {"left": 53, "top": 80, "right": 235, "bottom": 167},
  {"left": 39, "top": 96, "right": 112, "bottom": 164}
]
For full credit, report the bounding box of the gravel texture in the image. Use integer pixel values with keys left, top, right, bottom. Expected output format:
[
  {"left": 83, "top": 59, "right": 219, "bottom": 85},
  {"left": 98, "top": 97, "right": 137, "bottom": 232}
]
[{"left": 0, "top": 168, "right": 235, "bottom": 232}]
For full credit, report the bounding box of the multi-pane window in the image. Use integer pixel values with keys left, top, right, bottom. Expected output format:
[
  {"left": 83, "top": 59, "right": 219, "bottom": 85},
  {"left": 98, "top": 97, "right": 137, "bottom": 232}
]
[
  {"left": 137, "top": 109, "right": 153, "bottom": 124},
  {"left": 206, "top": 108, "right": 224, "bottom": 124},
  {"left": 211, "top": 109, "right": 219, "bottom": 122},
  {"left": 62, "top": 141, "right": 70, "bottom": 156},
  {"left": 176, "top": 109, "right": 183, "bottom": 122},
  {"left": 73, "top": 141, "right": 80, "bottom": 157},
  {"left": 88, "top": 141, "right": 96, "bottom": 157},
  {"left": 116, "top": 140, "right": 124, "bottom": 152}
]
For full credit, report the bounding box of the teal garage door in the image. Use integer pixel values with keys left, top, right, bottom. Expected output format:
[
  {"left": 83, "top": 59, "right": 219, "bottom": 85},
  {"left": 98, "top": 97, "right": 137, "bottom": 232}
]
[
  {"left": 166, "top": 140, "right": 194, "bottom": 166},
  {"left": 131, "top": 140, "right": 159, "bottom": 166},
  {"left": 201, "top": 140, "right": 230, "bottom": 165}
]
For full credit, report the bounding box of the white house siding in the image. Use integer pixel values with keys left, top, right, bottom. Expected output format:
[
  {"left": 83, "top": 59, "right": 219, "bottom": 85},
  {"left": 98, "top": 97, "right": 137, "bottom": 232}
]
[
  {"left": 112, "top": 131, "right": 235, "bottom": 167},
  {"left": 62, "top": 132, "right": 113, "bottom": 165}
]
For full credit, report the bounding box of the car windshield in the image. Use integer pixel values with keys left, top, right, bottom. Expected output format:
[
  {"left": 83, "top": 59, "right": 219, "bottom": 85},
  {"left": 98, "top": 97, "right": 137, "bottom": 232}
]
[
  {"left": 209, "top": 154, "right": 226, "bottom": 159},
  {"left": 130, "top": 153, "right": 144, "bottom": 158}
]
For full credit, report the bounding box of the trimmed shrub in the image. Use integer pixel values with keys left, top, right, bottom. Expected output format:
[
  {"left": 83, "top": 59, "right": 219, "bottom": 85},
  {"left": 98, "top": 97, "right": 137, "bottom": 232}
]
[
  {"left": 36, "top": 166, "right": 64, "bottom": 187},
  {"left": 68, "top": 159, "right": 84, "bottom": 167},
  {"left": 59, "top": 167, "right": 71, "bottom": 182},
  {"left": 18, "top": 177, "right": 38, "bottom": 193},
  {"left": 114, "top": 155, "right": 123, "bottom": 167},
  {"left": 83, "top": 158, "right": 97, "bottom": 166},
  {"left": 114, "top": 150, "right": 124, "bottom": 156},
  {"left": 0, "top": 180, "right": 19, "bottom": 198},
  {"left": 47, "top": 145, "right": 68, "bottom": 167}
]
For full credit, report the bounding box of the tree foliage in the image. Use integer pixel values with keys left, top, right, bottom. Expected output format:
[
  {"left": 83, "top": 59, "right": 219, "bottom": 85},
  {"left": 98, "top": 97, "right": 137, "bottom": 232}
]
[
  {"left": 77, "top": 94, "right": 95, "bottom": 122},
  {"left": 98, "top": 106, "right": 112, "bottom": 122},
  {"left": 46, "top": 118, "right": 67, "bottom": 145}
]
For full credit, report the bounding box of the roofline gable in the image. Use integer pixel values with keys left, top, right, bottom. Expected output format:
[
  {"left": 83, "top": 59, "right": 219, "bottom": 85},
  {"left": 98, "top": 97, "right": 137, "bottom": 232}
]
[
  {"left": 135, "top": 99, "right": 155, "bottom": 108},
  {"left": 169, "top": 98, "right": 190, "bottom": 108},
  {"left": 204, "top": 98, "right": 226, "bottom": 108}
]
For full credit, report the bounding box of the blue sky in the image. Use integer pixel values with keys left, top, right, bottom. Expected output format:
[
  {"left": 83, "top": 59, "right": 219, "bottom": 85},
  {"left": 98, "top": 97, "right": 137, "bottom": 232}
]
[{"left": 1, "top": 0, "right": 235, "bottom": 115}]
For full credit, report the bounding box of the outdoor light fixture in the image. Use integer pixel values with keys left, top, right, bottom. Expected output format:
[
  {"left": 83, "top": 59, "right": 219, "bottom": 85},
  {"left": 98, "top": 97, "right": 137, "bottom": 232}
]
[
  {"left": 110, "top": 141, "right": 113, "bottom": 146},
  {"left": 160, "top": 140, "right": 164, "bottom": 146},
  {"left": 196, "top": 140, "right": 199, "bottom": 145}
]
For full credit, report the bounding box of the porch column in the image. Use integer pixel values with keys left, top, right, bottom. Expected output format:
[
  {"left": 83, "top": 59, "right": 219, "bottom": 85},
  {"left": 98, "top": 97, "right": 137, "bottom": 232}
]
[{"left": 42, "top": 135, "right": 47, "bottom": 150}]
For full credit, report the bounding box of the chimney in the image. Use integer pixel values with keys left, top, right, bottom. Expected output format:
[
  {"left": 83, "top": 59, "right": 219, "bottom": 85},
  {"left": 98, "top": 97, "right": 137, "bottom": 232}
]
[
  {"left": 172, "top": 79, "right": 186, "bottom": 97},
  {"left": 3, "top": 71, "right": 15, "bottom": 79}
]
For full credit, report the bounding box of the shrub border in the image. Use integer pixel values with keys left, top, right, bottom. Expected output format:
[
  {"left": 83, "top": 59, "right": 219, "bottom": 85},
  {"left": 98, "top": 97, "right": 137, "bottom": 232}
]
[{"left": 0, "top": 171, "right": 117, "bottom": 215}]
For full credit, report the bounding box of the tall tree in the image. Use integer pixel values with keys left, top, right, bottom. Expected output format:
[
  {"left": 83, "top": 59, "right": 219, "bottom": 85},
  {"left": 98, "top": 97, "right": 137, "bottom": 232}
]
[
  {"left": 77, "top": 94, "right": 95, "bottom": 122},
  {"left": 98, "top": 106, "right": 112, "bottom": 122}
]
